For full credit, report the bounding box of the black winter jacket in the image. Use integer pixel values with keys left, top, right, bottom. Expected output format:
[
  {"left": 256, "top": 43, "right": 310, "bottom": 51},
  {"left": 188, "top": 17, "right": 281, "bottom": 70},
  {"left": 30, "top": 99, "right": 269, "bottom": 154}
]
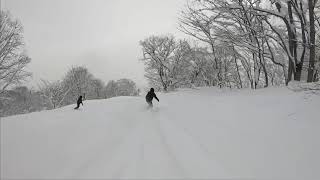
[{"left": 145, "top": 91, "right": 159, "bottom": 102}]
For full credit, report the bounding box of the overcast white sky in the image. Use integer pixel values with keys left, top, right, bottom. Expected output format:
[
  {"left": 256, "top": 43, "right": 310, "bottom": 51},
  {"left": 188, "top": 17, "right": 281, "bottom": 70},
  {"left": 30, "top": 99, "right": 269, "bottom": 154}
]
[{"left": 3, "top": 0, "right": 187, "bottom": 88}]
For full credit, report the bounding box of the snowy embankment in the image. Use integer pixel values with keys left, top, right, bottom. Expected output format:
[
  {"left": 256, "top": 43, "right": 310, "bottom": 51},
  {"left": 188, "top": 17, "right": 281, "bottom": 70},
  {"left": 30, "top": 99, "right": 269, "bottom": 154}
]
[{"left": 1, "top": 87, "right": 319, "bottom": 179}]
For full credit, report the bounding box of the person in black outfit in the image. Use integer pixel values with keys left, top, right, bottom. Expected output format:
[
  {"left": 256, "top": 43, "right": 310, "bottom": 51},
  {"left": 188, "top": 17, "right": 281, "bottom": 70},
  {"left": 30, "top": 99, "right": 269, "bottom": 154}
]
[
  {"left": 145, "top": 88, "right": 159, "bottom": 107},
  {"left": 74, "top": 95, "right": 83, "bottom": 109}
]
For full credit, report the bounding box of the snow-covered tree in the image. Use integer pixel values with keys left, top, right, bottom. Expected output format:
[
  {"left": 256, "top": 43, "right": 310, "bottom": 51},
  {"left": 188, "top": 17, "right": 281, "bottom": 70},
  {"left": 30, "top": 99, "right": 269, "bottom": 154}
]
[
  {"left": 39, "top": 80, "right": 70, "bottom": 109},
  {"left": 140, "top": 35, "right": 177, "bottom": 91},
  {"left": 38, "top": 67, "right": 108, "bottom": 108},
  {"left": 104, "top": 79, "right": 139, "bottom": 98},
  {"left": 179, "top": 0, "right": 318, "bottom": 87},
  {"left": 104, "top": 80, "right": 118, "bottom": 98},
  {"left": 140, "top": 35, "right": 193, "bottom": 91},
  {"left": 62, "top": 66, "right": 93, "bottom": 104},
  {"left": 89, "top": 78, "right": 105, "bottom": 99},
  {"left": 115, "top": 79, "right": 139, "bottom": 96},
  {"left": 188, "top": 47, "right": 214, "bottom": 86},
  {"left": 0, "top": 86, "right": 49, "bottom": 117}
]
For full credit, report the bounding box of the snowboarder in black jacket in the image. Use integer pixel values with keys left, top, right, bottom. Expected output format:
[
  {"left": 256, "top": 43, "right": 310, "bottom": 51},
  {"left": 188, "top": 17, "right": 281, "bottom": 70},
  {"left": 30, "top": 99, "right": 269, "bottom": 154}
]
[
  {"left": 74, "top": 95, "right": 83, "bottom": 109},
  {"left": 145, "top": 88, "right": 159, "bottom": 107}
]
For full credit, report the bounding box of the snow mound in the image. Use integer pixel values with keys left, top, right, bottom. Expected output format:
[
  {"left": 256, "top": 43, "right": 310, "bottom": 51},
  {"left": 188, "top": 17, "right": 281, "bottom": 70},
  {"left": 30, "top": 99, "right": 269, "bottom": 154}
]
[{"left": 1, "top": 87, "right": 320, "bottom": 179}]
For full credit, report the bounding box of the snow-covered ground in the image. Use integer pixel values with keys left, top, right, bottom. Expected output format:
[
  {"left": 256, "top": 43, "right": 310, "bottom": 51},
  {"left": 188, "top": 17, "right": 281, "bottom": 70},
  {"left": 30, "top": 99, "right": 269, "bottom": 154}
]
[{"left": 1, "top": 87, "right": 319, "bottom": 179}]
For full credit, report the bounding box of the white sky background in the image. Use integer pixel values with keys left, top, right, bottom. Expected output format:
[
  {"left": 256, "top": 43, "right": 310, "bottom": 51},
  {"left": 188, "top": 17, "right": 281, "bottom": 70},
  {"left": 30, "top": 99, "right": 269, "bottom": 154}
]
[{"left": 3, "top": 0, "right": 187, "bottom": 89}]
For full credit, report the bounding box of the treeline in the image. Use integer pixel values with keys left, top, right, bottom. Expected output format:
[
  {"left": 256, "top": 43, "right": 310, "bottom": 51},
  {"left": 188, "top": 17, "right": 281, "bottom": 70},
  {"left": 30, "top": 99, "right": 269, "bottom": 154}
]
[
  {"left": 0, "top": 66, "right": 139, "bottom": 117},
  {"left": 140, "top": 0, "right": 320, "bottom": 90}
]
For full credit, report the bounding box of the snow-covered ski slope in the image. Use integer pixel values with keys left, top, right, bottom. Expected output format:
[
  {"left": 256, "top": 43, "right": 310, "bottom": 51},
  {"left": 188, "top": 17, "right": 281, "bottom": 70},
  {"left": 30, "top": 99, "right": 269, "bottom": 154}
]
[{"left": 1, "top": 87, "right": 320, "bottom": 179}]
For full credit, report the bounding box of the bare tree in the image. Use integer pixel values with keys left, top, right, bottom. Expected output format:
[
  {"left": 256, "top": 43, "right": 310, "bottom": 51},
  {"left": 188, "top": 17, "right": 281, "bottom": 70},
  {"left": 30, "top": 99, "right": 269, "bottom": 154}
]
[
  {"left": 140, "top": 35, "right": 193, "bottom": 91},
  {"left": 0, "top": 11, "right": 31, "bottom": 94},
  {"left": 179, "top": 0, "right": 319, "bottom": 87},
  {"left": 140, "top": 35, "right": 176, "bottom": 91}
]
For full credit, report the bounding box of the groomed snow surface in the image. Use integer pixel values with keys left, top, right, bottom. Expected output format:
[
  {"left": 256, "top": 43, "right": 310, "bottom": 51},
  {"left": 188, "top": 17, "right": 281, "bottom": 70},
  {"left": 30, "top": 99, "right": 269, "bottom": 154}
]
[{"left": 1, "top": 87, "right": 319, "bottom": 179}]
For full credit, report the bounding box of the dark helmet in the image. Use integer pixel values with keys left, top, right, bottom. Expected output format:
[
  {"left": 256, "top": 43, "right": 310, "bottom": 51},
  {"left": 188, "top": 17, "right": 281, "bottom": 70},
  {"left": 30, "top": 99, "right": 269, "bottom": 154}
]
[
  {"left": 79, "top": 95, "right": 82, "bottom": 98},
  {"left": 150, "top": 88, "right": 154, "bottom": 92}
]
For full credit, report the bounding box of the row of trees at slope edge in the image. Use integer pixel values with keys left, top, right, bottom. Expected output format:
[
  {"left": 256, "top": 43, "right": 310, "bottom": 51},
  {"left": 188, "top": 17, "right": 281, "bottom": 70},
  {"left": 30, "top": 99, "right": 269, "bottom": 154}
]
[
  {"left": 140, "top": 0, "right": 320, "bottom": 90},
  {"left": 1, "top": 66, "right": 140, "bottom": 117}
]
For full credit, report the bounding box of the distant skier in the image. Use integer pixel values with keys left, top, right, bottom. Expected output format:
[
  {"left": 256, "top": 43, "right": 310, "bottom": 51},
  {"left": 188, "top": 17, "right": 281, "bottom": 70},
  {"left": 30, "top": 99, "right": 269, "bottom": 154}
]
[
  {"left": 74, "top": 95, "right": 83, "bottom": 109},
  {"left": 145, "top": 88, "right": 159, "bottom": 107}
]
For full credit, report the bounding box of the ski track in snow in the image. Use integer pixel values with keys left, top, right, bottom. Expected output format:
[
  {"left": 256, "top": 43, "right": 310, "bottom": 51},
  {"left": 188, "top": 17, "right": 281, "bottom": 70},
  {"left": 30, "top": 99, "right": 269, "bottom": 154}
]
[{"left": 1, "top": 87, "right": 320, "bottom": 179}]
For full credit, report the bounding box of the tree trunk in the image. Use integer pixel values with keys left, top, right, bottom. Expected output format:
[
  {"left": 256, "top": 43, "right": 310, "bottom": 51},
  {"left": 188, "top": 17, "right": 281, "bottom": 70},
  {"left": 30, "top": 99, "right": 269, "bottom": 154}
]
[
  {"left": 261, "top": 62, "right": 268, "bottom": 88},
  {"left": 259, "top": 37, "right": 268, "bottom": 87},
  {"left": 294, "top": 1, "right": 307, "bottom": 81},
  {"left": 287, "top": 60, "right": 294, "bottom": 85},
  {"left": 234, "top": 57, "right": 243, "bottom": 88},
  {"left": 287, "top": 1, "right": 297, "bottom": 84},
  {"left": 307, "top": 0, "right": 316, "bottom": 82}
]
